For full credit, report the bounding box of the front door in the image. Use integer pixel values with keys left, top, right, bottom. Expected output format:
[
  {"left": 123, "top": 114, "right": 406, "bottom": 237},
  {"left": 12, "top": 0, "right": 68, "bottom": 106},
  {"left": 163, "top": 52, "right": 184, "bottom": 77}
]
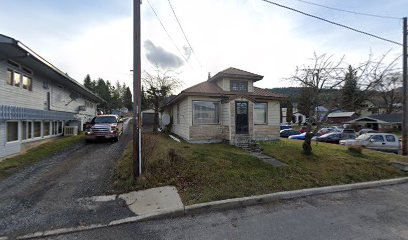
[{"left": 235, "top": 102, "right": 248, "bottom": 134}]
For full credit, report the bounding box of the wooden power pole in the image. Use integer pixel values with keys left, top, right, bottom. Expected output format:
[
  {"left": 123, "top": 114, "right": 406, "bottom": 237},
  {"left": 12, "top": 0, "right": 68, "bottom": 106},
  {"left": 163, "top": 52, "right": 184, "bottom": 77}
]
[
  {"left": 402, "top": 17, "right": 407, "bottom": 155},
  {"left": 133, "top": 0, "right": 142, "bottom": 176}
]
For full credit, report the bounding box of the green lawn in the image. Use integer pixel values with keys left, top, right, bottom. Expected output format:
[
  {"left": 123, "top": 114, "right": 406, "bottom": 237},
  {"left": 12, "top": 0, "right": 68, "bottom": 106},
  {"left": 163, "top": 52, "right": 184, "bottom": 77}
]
[
  {"left": 0, "top": 134, "right": 85, "bottom": 180},
  {"left": 114, "top": 134, "right": 408, "bottom": 205}
]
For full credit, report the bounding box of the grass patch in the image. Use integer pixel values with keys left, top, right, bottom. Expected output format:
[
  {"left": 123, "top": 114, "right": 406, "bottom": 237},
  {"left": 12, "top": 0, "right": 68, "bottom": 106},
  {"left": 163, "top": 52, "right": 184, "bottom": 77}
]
[
  {"left": 114, "top": 134, "right": 408, "bottom": 205},
  {"left": 0, "top": 134, "right": 85, "bottom": 180}
]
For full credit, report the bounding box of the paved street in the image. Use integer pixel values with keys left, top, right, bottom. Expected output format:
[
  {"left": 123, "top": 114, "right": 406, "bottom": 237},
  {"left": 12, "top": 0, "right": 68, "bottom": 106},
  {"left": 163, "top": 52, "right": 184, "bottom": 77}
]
[
  {"left": 44, "top": 182, "right": 408, "bottom": 240},
  {"left": 0, "top": 120, "right": 134, "bottom": 238}
]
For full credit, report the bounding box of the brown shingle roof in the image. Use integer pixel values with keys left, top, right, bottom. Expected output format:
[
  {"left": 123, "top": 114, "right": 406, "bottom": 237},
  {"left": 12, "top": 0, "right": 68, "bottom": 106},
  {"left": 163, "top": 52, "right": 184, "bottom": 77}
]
[
  {"left": 165, "top": 81, "right": 287, "bottom": 106},
  {"left": 208, "top": 67, "right": 264, "bottom": 82},
  {"left": 182, "top": 81, "right": 224, "bottom": 94}
]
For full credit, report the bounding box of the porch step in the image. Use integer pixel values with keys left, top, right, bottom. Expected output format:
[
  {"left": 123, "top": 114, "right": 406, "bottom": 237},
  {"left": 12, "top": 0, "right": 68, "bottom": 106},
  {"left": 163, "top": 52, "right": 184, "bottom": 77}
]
[{"left": 234, "top": 136, "right": 263, "bottom": 153}]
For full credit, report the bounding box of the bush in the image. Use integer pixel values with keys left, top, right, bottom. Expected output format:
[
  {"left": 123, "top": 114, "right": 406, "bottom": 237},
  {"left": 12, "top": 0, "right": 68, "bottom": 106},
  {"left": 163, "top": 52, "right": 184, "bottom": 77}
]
[{"left": 348, "top": 145, "right": 363, "bottom": 154}]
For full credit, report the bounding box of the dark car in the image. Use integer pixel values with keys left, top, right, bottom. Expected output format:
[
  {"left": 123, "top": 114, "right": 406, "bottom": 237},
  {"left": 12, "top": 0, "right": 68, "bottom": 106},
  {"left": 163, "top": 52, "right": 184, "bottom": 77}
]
[
  {"left": 342, "top": 128, "right": 356, "bottom": 139},
  {"left": 315, "top": 132, "right": 343, "bottom": 144},
  {"left": 280, "top": 129, "right": 301, "bottom": 138}
]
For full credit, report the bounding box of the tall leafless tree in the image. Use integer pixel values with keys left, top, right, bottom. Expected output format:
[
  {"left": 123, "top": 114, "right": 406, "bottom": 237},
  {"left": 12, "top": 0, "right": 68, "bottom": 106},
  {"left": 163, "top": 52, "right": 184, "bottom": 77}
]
[{"left": 142, "top": 67, "right": 182, "bottom": 133}]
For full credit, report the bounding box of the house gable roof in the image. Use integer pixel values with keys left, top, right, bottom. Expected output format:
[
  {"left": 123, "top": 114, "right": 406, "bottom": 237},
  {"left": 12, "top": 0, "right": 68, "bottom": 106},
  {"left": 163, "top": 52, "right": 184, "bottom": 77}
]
[
  {"left": 208, "top": 67, "right": 264, "bottom": 83},
  {"left": 346, "top": 113, "right": 402, "bottom": 124},
  {"left": 327, "top": 112, "right": 356, "bottom": 118},
  {"left": 165, "top": 80, "right": 287, "bottom": 106}
]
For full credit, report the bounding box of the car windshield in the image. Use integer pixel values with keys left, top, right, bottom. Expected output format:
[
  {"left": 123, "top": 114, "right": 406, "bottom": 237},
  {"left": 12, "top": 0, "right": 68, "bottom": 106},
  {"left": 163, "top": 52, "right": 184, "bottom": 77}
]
[
  {"left": 356, "top": 133, "right": 372, "bottom": 141},
  {"left": 94, "top": 116, "right": 117, "bottom": 124}
]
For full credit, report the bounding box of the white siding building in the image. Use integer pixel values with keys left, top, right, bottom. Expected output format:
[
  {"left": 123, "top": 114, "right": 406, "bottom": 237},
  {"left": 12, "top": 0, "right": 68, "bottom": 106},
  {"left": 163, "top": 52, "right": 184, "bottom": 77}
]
[
  {"left": 0, "top": 34, "right": 103, "bottom": 158},
  {"left": 164, "top": 68, "right": 287, "bottom": 144}
]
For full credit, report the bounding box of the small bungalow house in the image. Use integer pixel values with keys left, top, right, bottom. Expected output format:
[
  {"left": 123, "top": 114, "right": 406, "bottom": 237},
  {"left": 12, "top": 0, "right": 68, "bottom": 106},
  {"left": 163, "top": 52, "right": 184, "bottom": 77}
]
[
  {"left": 345, "top": 113, "right": 402, "bottom": 131},
  {"left": 327, "top": 111, "right": 357, "bottom": 124},
  {"left": 162, "top": 68, "right": 287, "bottom": 144},
  {"left": 0, "top": 34, "right": 103, "bottom": 158}
]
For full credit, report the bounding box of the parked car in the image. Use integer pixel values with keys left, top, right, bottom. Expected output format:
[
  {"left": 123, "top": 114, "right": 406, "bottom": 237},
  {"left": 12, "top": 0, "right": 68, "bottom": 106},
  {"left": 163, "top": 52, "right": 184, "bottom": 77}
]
[
  {"left": 357, "top": 128, "right": 377, "bottom": 136},
  {"left": 341, "top": 133, "right": 400, "bottom": 153},
  {"left": 85, "top": 115, "right": 124, "bottom": 142},
  {"left": 342, "top": 128, "right": 356, "bottom": 139},
  {"left": 299, "top": 126, "right": 308, "bottom": 133},
  {"left": 280, "top": 124, "right": 292, "bottom": 130},
  {"left": 280, "top": 129, "right": 301, "bottom": 138},
  {"left": 314, "top": 132, "right": 356, "bottom": 144},
  {"left": 314, "top": 132, "right": 343, "bottom": 144},
  {"left": 288, "top": 132, "right": 314, "bottom": 140},
  {"left": 317, "top": 127, "right": 335, "bottom": 135}
]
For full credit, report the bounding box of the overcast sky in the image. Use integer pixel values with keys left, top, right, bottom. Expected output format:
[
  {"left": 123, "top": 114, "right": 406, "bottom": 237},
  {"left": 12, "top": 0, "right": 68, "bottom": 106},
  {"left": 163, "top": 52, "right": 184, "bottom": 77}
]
[{"left": 0, "top": 0, "right": 406, "bottom": 94}]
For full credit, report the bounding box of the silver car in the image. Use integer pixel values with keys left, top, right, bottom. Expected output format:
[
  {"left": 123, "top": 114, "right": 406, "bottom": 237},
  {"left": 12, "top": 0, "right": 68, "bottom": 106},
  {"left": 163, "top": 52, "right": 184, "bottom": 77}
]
[{"left": 341, "top": 133, "right": 400, "bottom": 153}]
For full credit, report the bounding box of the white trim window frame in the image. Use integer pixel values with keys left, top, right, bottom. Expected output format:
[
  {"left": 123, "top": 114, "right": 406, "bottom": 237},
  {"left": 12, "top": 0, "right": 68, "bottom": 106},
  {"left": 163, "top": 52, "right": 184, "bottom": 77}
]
[
  {"left": 254, "top": 102, "right": 268, "bottom": 125},
  {"left": 6, "top": 121, "right": 19, "bottom": 143}
]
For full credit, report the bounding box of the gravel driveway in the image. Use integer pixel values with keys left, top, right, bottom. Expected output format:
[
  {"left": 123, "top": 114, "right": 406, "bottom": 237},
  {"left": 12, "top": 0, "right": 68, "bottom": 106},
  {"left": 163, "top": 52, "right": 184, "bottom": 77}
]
[{"left": 0, "top": 119, "right": 134, "bottom": 237}]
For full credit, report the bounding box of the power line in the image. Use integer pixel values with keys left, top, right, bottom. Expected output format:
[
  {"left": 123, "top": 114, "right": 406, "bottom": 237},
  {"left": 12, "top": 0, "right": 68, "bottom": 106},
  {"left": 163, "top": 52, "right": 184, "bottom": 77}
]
[
  {"left": 167, "top": 0, "right": 202, "bottom": 67},
  {"left": 146, "top": 0, "right": 192, "bottom": 68},
  {"left": 289, "top": 0, "right": 400, "bottom": 20},
  {"left": 260, "top": 0, "right": 403, "bottom": 46}
]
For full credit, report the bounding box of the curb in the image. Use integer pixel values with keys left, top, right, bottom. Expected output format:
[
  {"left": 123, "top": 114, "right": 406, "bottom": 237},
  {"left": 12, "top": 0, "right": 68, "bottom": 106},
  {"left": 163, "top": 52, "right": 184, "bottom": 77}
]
[
  {"left": 7, "top": 177, "right": 408, "bottom": 239},
  {"left": 185, "top": 177, "right": 408, "bottom": 215}
]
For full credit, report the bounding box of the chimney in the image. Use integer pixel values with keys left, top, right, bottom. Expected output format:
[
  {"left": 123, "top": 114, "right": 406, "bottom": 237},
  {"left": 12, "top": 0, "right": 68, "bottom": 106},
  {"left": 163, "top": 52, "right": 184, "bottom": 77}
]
[{"left": 208, "top": 72, "right": 211, "bottom": 80}]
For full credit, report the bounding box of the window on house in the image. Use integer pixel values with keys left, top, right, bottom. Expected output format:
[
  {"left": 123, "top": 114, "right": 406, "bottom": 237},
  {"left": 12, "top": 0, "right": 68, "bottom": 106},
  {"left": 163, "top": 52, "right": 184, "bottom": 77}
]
[
  {"left": 58, "top": 121, "right": 63, "bottom": 134},
  {"left": 193, "top": 101, "right": 219, "bottom": 124},
  {"left": 34, "top": 121, "right": 41, "bottom": 137},
  {"left": 22, "top": 75, "right": 32, "bottom": 91},
  {"left": 28, "top": 121, "right": 32, "bottom": 139},
  {"left": 14, "top": 71, "right": 21, "bottom": 87},
  {"left": 230, "top": 80, "right": 248, "bottom": 92},
  {"left": 254, "top": 103, "right": 267, "bottom": 124},
  {"left": 22, "top": 121, "right": 28, "bottom": 140},
  {"left": 177, "top": 104, "right": 180, "bottom": 124},
  {"left": 44, "top": 121, "right": 50, "bottom": 136},
  {"left": 7, "top": 121, "right": 18, "bottom": 142},
  {"left": 7, "top": 69, "right": 13, "bottom": 85}
]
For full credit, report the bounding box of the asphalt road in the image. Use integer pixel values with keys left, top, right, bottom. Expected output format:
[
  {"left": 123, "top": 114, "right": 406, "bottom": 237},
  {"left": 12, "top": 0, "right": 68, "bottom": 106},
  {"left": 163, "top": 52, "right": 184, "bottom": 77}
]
[
  {"left": 44, "top": 182, "right": 408, "bottom": 240},
  {"left": 0, "top": 119, "right": 134, "bottom": 238}
]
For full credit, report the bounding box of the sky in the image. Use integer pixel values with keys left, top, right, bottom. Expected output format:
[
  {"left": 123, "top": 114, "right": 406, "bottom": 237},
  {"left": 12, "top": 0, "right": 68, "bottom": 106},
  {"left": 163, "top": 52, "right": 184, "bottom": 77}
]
[{"left": 0, "top": 0, "right": 406, "bottom": 94}]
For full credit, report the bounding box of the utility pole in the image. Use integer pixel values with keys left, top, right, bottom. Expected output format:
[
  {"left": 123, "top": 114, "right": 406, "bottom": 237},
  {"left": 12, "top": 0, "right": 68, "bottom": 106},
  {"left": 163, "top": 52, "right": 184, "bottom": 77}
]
[
  {"left": 402, "top": 17, "right": 407, "bottom": 155},
  {"left": 133, "top": 0, "right": 142, "bottom": 176}
]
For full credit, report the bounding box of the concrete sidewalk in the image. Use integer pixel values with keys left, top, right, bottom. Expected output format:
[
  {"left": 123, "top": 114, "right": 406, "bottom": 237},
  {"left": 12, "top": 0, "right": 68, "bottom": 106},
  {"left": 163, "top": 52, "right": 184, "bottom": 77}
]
[{"left": 9, "top": 177, "right": 408, "bottom": 239}]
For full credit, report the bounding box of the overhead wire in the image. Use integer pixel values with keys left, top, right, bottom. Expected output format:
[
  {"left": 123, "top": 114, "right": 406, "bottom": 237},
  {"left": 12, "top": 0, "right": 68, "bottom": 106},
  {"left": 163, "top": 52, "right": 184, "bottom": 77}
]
[
  {"left": 289, "top": 0, "right": 401, "bottom": 20},
  {"left": 167, "top": 0, "right": 202, "bottom": 67},
  {"left": 260, "top": 0, "right": 403, "bottom": 46},
  {"left": 146, "top": 0, "right": 193, "bottom": 68}
]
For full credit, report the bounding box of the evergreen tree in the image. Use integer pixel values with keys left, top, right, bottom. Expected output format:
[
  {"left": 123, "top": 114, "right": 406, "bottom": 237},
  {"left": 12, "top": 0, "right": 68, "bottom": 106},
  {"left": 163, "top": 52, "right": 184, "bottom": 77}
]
[
  {"left": 297, "top": 87, "right": 313, "bottom": 117},
  {"left": 123, "top": 87, "right": 133, "bottom": 111},
  {"left": 286, "top": 100, "right": 293, "bottom": 124},
  {"left": 341, "top": 65, "right": 361, "bottom": 111},
  {"left": 83, "top": 74, "right": 95, "bottom": 92}
]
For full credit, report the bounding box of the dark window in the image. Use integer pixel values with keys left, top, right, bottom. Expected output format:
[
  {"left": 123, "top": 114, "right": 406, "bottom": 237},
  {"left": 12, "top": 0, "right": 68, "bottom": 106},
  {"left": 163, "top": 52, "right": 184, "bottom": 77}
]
[
  {"left": 7, "top": 69, "right": 13, "bottom": 85},
  {"left": 7, "top": 122, "right": 18, "bottom": 142},
  {"left": 34, "top": 122, "right": 41, "bottom": 137},
  {"left": 230, "top": 80, "right": 248, "bottom": 92},
  {"left": 44, "top": 121, "right": 50, "bottom": 136},
  {"left": 371, "top": 135, "right": 385, "bottom": 142},
  {"left": 94, "top": 116, "right": 117, "bottom": 124},
  {"left": 385, "top": 135, "right": 396, "bottom": 142},
  {"left": 177, "top": 104, "right": 180, "bottom": 124}
]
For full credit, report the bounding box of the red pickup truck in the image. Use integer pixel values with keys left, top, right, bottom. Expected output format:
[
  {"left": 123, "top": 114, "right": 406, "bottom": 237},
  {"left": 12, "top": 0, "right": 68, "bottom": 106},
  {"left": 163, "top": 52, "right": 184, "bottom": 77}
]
[{"left": 85, "top": 115, "right": 123, "bottom": 142}]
